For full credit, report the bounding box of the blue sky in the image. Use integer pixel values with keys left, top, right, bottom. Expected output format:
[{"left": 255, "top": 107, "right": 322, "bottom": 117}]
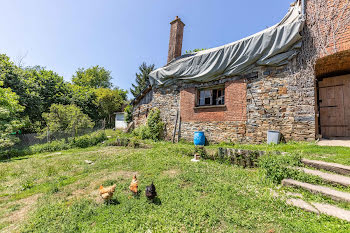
[{"left": 0, "top": 0, "right": 292, "bottom": 98}]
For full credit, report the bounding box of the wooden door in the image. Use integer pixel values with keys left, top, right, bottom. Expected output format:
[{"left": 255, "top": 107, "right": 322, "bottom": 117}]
[{"left": 319, "top": 75, "right": 350, "bottom": 138}]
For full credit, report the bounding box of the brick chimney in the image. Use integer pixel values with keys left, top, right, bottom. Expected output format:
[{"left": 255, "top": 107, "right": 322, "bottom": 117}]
[{"left": 167, "top": 16, "right": 185, "bottom": 63}]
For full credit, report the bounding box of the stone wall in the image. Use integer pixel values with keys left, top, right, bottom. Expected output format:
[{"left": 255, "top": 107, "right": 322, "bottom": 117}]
[
  {"left": 132, "top": 67, "right": 316, "bottom": 143},
  {"left": 245, "top": 67, "right": 316, "bottom": 143},
  {"left": 133, "top": 86, "right": 180, "bottom": 140},
  {"left": 180, "top": 121, "right": 246, "bottom": 143}
]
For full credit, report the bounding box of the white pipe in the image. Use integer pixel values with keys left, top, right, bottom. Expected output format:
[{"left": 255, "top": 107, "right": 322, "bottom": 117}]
[{"left": 301, "top": 0, "right": 305, "bottom": 16}]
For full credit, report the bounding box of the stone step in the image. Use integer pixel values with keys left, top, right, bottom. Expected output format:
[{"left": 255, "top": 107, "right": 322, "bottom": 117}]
[
  {"left": 301, "top": 159, "right": 350, "bottom": 175},
  {"left": 282, "top": 179, "right": 350, "bottom": 202},
  {"left": 287, "top": 198, "right": 350, "bottom": 222},
  {"left": 296, "top": 167, "right": 350, "bottom": 186}
]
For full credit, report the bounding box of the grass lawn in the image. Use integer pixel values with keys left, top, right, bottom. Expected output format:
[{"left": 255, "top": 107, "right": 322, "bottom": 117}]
[{"left": 1, "top": 140, "right": 350, "bottom": 232}]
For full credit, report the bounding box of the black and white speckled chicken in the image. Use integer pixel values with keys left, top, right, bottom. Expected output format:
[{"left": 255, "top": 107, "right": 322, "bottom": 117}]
[{"left": 145, "top": 182, "right": 157, "bottom": 201}]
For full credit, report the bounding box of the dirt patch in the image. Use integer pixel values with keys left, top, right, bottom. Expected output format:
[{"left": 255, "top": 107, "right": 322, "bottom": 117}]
[
  {"left": 162, "top": 169, "right": 180, "bottom": 178},
  {"left": 0, "top": 194, "right": 41, "bottom": 233}
]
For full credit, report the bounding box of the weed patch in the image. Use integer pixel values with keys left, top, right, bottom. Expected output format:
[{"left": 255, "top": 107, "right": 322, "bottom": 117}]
[{"left": 258, "top": 153, "right": 302, "bottom": 183}]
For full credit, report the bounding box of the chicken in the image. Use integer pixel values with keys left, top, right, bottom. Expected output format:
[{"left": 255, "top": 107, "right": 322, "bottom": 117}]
[
  {"left": 145, "top": 182, "right": 157, "bottom": 201},
  {"left": 129, "top": 175, "right": 138, "bottom": 195},
  {"left": 99, "top": 184, "right": 117, "bottom": 201}
]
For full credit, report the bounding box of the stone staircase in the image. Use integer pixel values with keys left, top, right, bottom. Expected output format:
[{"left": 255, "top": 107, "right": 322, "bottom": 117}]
[{"left": 281, "top": 159, "right": 350, "bottom": 222}]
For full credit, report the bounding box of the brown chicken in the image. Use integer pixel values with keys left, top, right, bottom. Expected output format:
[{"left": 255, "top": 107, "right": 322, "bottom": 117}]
[
  {"left": 99, "top": 184, "right": 117, "bottom": 201},
  {"left": 129, "top": 175, "right": 138, "bottom": 195}
]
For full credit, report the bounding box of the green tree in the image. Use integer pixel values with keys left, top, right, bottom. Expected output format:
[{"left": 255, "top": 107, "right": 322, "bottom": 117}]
[
  {"left": 23, "top": 66, "right": 70, "bottom": 124},
  {"left": 0, "top": 82, "right": 24, "bottom": 148},
  {"left": 185, "top": 48, "right": 207, "bottom": 54},
  {"left": 66, "top": 83, "right": 99, "bottom": 122},
  {"left": 94, "top": 88, "right": 127, "bottom": 128},
  {"left": 42, "top": 104, "right": 94, "bottom": 137},
  {"left": 0, "top": 55, "right": 70, "bottom": 133},
  {"left": 72, "top": 65, "right": 112, "bottom": 89},
  {"left": 130, "top": 62, "right": 155, "bottom": 98}
]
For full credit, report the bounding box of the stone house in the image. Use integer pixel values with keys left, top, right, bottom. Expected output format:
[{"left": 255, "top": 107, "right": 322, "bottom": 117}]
[{"left": 132, "top": 0, "right": 350, "bottom": 143}]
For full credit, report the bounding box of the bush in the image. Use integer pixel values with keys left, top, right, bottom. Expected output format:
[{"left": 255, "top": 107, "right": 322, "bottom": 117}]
[
  {"left": 132, "top": 125, "right": 151, "bottom": 140},
  {"left": 132, "top": 108, "right": 164, "bottom": 141},
  {"left": 0, "top": 131, "right": 108, "bottom": 160},
  {"left": 69, "top": 131, "right": 107, "bottom": 148},
  {"left": 69, "top": 135, "right": 90, "bottom": 148},
  {"left": 124, "top": 105, "right": 133, "bottom": 123},
  {"left": 31, "top": 139, "right": 70, "bottom": 153},
  {"left": 258, "top": 153, "right": 302, "bottom": 183},
  {"left": 147, "top": 108, "right": 164, "bottom": 141}
]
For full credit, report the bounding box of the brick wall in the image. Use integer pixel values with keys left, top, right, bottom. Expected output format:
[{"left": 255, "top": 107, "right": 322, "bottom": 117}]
[
  {"left": 315, "top": 49, "right": 350, "bottom": 78},
  {"left": 306, "top": 0, "right": 350, "bottom": 57},
  {"left": 180, "top": 80, "right": 246, "bottom": 122}
]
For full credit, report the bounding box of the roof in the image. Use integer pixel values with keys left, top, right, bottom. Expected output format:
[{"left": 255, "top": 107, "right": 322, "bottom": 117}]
[{"left": 149, "top": 1, "right": 304, "bottom": 87}]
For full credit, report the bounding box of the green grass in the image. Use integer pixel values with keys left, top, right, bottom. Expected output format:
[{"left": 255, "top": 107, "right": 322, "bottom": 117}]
[{"left": 0, "top": 141, "right": 350, "bottom": 232}]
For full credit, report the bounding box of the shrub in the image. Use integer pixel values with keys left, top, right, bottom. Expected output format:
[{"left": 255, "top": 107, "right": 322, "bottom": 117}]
[
  {"left": 258, "top": 153, "right": 302, "bottom": 183},
  {"left": 132, "top": 108, "right": 164, "bottom": 141},
  {"left": 147, "top": 108, "right": 164, "bottom": 141},
  {"left": 31, "top": 139, "right": 70, "bottom": 153},
  {"left": 0, "top": 131, "right": 108, "bottom": 160},
  {"left": 124, "top": 105, "right": 133, "bottom": 123},
  {"left": 132, "top": 125, "right": 151, "bottom": 140},
  {"left": 69, "top": 131, "right": 107, "bottom": 148},
  {"left": 128, "top": 138, "right": 140, "bottom": 148},
  {"left": 69, "top": 135, "right": 90, "bottom": 148}
]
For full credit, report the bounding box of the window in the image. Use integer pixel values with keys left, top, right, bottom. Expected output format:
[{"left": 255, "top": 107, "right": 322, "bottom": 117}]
[
  {"left": 116, "top": 113, "right": 125, "bottom": 121},
  {"left": 197, "top": 87, "right": 225, "bottom": 106}
]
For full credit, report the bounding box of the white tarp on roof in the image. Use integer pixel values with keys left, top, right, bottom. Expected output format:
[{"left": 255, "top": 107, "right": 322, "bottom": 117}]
[{"left": 149, "top": 3, "right": 304, "bottom": 86}]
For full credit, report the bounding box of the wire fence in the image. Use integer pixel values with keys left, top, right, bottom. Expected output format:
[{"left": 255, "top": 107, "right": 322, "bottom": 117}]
[{"left": 12, "top": 126, "right": 106, "bottom": 149}]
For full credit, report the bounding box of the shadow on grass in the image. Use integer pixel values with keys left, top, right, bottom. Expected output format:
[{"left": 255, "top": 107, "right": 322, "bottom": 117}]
[
  {"left": 132, "top": 191, "right": 141, "bottom": 199},
  {"left": 104, "top": 198, "right": 120, "bottom": 205},
  {"left": 150, "top": 197, "right": 161, "bottom": 205}
]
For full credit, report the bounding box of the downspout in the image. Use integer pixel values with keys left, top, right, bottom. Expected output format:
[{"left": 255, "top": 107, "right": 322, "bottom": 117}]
[{"left": 301, "top": 0, "right": 305, "bottom": 16}]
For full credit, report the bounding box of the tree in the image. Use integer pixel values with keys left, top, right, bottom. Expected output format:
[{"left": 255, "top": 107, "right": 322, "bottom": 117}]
[
  {"left": 23, "top": 66, "right": 70, "bottom": 124},
  {"left": 130, "top": 62, "right": 155, "bottom": 98},
  {"left": 0, "top": 56, "right": 71, "bottom": 133},
  {"left": 185, "top": 48, "right": 207, "bottom": 54},
  {"left": 72, "top": 65, "right": 112, "bottom": 89},
  {"left": 66, "top": 83, "right": 99, "bottom": 122},
  {"left": 0, "top": 82, "right": 24, "bottom": 148},
  {"left": 94, "top": 88, "right": 127, "bottom": 128},
  {"left": 42, "top": 104, "right": 94, "bottom": 137}
]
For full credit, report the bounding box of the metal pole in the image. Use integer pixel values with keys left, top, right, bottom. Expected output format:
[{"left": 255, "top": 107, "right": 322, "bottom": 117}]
[{"left": 301, "top": 0, "right": 305, "bottom": 16}]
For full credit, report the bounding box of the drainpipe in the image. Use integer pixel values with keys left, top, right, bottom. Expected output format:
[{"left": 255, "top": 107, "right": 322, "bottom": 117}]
[{"left": 301, "top": 0, "right": 305, "bottom": 16}]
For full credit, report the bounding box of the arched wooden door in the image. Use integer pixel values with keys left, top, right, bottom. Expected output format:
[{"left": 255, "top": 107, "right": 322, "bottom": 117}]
[{"left": 319, "top": 75, "right": 350, "bottom": 138}]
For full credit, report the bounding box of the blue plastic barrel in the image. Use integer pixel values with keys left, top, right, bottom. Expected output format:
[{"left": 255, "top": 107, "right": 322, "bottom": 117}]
[{"left": 194, "top": 131, "right": 205, "bottom": 146}]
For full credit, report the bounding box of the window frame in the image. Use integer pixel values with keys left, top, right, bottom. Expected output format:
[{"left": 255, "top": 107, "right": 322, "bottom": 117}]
[{"left": 196, "top": 85, "right": 225, "bottom": 107}]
